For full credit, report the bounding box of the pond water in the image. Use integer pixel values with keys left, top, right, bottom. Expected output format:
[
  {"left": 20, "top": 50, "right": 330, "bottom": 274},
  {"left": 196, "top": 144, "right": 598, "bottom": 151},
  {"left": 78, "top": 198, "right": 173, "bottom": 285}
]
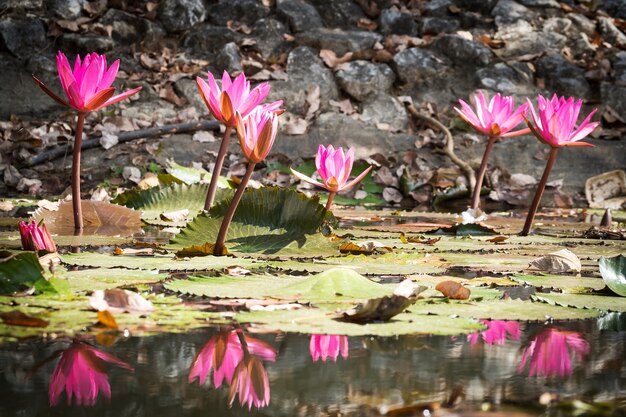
[{"left": 1, "top": 317, "right": 625, "bottom": 417}]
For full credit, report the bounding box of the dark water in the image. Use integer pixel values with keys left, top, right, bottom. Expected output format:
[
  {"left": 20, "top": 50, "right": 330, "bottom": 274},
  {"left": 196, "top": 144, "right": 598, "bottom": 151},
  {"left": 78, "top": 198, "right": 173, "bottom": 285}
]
[{"left": 1, "top": 317, "right": 626, "bottom": 417}]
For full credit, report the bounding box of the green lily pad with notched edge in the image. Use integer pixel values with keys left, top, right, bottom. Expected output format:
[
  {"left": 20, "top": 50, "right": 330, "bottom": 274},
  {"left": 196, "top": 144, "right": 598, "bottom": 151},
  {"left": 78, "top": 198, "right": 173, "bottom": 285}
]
[
  {"left": 533, "top": 292, "right": 626, "bottom": 313},
  {"left": 0, "top": 252, "right": 55, "bottom": 294},
  {"left": 511, "top": 273, "right": 606, "bottom": 293},
  {"left": 599, "top": 254, "right": 626, "bottom": 296}
]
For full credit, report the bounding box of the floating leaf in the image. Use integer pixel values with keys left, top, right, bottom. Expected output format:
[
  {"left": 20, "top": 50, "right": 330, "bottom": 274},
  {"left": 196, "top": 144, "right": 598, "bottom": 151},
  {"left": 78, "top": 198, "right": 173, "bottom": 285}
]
[
  {"left": 529, "top": 249, "right": 582, "bottom": 273},
  {"left": 34, "top": 200, "right": 142, "bottom": 236},
  {"left": 599, "top": 254, "right": 626, "bottom": 296},
  {"left": 511, "top": 273, "right": 606, "bottom": 293},
  {"left": 342, "top": 295, "right": 416, "bottom": 322},
  {"left": 339, "top": 241, "right": 391, "bottom": 254},
  {"left": 533, "top": 292, "right": 626, "bottom": 313},
  {"left": 487, "top": 236, "right": 509, "bottom": 243},
  {"left": 176, "top": 242, "right": 230, "bottom": 257},
  {"left": 165, "top": 274, "right": 306, "bottom": 298},
  {"left": 165, "top": 160, "right": 214, "bottom": 185},
  {"left": 435, "top": 281, "right": 471, "bottom": 300},
  {"left": 0, "top": 310, "right": 49, "bottom": 327},
  {"left": 97, "top": 310, "right": 119, "bottom": 329},
  {"left": 432, "top": 223, "right": 498, "bottom": 236},
  {"left": 0, "top": 252, "right": 53, "bottom": 294},
  {"left": 89, "top": 288, "right": 155, "bottom": 314}
]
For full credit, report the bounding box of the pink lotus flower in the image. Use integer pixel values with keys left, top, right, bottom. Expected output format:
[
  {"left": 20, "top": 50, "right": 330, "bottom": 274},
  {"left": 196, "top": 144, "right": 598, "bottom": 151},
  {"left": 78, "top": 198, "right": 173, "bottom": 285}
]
[
  {"left": 189, "top": 330, "right": 276, "bottom": 389},
  {"left": 467, "top": 320, "right": 520, "bottom": 346},
  {"left": 19, "top": 220, "right": 56, "bottom": 253},
  {"left": 236, "top": 106, "right": 279, "bottom": 164},
  {"left": 229, "top": 355, "right": 271, "bottom": 409},
  {"left": 455, "top": 91, "right": 530, "bottom": 138},
  {"left": 525, "top": 94, "right": 599, "bottom": 148},
  {"left": 518, "top": 328, "right": 589, "bottom": 378},
  {"left": 310, "top": 334, "right": 349, "bottom": 362},
  {"left": 49, "top": 342, "right": 133, "bottom": 406},
  {"left": 196, "top": 71, "right": 274, "bottom": 127},
  {"left": 34, "top": 52, "right": 141, "bottom": 113}
]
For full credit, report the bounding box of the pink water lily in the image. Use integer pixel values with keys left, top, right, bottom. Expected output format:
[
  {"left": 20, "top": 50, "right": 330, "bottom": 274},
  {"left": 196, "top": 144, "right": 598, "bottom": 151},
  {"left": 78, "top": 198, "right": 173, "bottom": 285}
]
[
  {"left": 19, "top": 220, "right": 56, "bottom": 253},
  {"left": 290, "top": 144, "right": 373, "bottom": 210},
  {"left": 34, "top": 52, "right": 141, "bottom": 113},
  {"left": 520, "top": 94, "right": 599, "bottom": 236},
  {"left": 229, "top": 355, "right": 271, "bottom": 409},
  {"left": 310, "top": 334, "right": 349, "bottom": 362},
  {"left": 49, "top": 342, "right": 133, "bottom": 406},
  {"left": 455, "top": 91, "right": 529, "bottom": 138},
  {"left": 236, "top": 107, "right": 279, "bottom": 164},
  {"left": 525, "top": 94, "right": 599, "bottom": 148},
  {"left": 518, "top": 328, "right": 589, "bottom": 378},
  {"left": 467, "top": 320, "right": 520, "bottom": 346}
]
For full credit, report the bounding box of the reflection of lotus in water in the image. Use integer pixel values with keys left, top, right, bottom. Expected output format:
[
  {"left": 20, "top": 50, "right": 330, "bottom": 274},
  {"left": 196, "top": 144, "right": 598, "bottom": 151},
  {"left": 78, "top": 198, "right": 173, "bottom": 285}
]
[
  {"left": 310, "top": 334, "right": 349, "bottom": 362},
  {"left": 518, "top": 327, "right": 589, "bottom": 378},
  {"left": 467, "top": 320, "right": 520, "bottom": 346},
  {"left": 188, "top": 330, "right": 276, "bottom": 409},
  {"left": 49, "top": 342, "right": 134, "bottom": 406}
]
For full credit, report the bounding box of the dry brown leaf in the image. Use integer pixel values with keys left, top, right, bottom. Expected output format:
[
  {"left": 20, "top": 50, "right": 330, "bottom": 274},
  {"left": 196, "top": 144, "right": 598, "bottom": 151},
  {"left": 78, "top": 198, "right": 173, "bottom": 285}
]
[
  {"left": 357, "top": 17, "right": 377, "bottom": 30},
  {"left": 113, "top": 247, "right": 154, "bottom": 256},
  {"left": 435, "top": 281, "right": 470, "bottom": 300},
  {"left": 319, "top": 49, "right": 353, "bottom": 68},
  {"left": 160, "top": 209, "right": 190, "bottom": 223},
  {"left": 176, "top": 242, "right": 230, "bottom": 257},
  {"left": 0, "top": 311, "right": 49, "bottom": 327},
  {"left": 487, "top": 236, "right": 509, "bottom": 243},
  {"left": 329, "top": 99, "right": 356, "bottom": 115},
  {"left": 305, "top": 85, "right": 320, "bottom": 120},
  {"left": 282, "top": 114, "right": 309, "bottom": 135},
  {"left": 529, "top": 249, "right": 581, "bottom": 273},
  {"left": 89, "top": 289, "right": 155, "bottom": 314},
  {"left": 342, "top": 294, "right": 415, "bottom": 322},
  {"left": 585, "top": 170, "right": 626, "bottom": 209},
  {"left": 97, "top": 310, "right": 119, "bottom": 329}
]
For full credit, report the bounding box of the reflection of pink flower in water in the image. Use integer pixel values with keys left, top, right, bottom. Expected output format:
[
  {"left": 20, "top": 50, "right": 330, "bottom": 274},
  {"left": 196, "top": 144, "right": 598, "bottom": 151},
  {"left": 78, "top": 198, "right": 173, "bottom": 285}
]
[
  {"left": 189, "top": 330, "right": 276, "bottom": 409},
  {"left": 518, "top": 328, "right": 589, "bottom": 378},
  {"left": 468, "top": 320, "right": 521, "bottom": 346},
  {"left": 49, "top": 342, "right": 134, "bottom": 406},
  {"left": 310, "top": 334, "right": 349, "bottom": 362}
]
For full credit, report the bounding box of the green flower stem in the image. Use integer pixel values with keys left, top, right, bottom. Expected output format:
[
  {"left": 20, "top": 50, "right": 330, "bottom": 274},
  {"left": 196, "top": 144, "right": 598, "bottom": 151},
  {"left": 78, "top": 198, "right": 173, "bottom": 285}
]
[
  {"left": 325, "top": 192, "right": 336, "bottom": 211},
  {"left": 213, "top": 162, "right": 255, "bottom": 255},
  {"left": 520, "top": 147, "right": 559, "bottom": 236},
  {"left": 204, "top": 125, "right": 232, "bottom": 211},
  {"left": 470, "top": 135, "right": 497, "bottom": 210},
  {"left": 72, "top": 112, "right": 86, "bottom": 231}
]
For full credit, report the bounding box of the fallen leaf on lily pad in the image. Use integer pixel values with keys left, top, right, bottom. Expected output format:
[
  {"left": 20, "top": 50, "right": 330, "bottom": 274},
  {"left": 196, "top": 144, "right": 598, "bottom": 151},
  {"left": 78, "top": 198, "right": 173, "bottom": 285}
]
[
  {"left": 160, "top": 209, "right": 190, "bottom": 223},
  {"left": 487, "top": 236, "right": 509, "bottom": 243},
  {"left": 114, "top": 247, "right": 154, "bottom": 256},
  {"left": 599, "top": 254, "right": 626, "bottom": 296},
  {"left": 97, "top": 310, "right": 119, "bottom": 329},
  {"left": 529, "top": 249, "right": 581, "bottom": 273},
  {"left": 176, "top": 242, "right": 230, "bottom": 257},
  {"left": 89, "top": 289, "right": 155, "bottom": 314},
  {"left": 340, "top": 241, "right": 392, "bottom": 255},
  {"left": 0, "top": 310, "right": 49, "bottom": 327},
  {"left": 435, "top": 281, "right": 471, "bottom": 300},
  {"left": 400, "top": 232, "right": 441, "bottom": 245}
]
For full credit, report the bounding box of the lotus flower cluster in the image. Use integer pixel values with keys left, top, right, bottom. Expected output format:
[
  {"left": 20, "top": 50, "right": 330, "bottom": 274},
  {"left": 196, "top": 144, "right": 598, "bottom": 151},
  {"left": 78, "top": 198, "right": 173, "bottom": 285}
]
[
  {"left": 19, "top": 220, "right": 56, "bottom": 253},
  {"left": 49, "top": 342, "right": 133, "bottom": 407},
  {"left": 518, "top": 328, "right": 589, "bottom": 378},
  {"left": 467, "top": 320, "right": 520, "bottom": 346},
  {"left": 189, "top": 330, "right": 276, "bottom": 409},
  {"left": 310, "top": 334, "right": 349, "bottom": 362}
]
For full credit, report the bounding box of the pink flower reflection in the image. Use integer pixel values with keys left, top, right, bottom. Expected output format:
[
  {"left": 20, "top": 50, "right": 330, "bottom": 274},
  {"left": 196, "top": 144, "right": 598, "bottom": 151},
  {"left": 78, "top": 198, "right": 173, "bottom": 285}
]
[
  {"left": 467, "top": 320, "right": 520, "bottom": 346},
  {"left": 518, "top": 327, "right": 589, "bottom": 378},
  {"left": 49, "top": 342, "right": 133, "bottom": 406},
  {"left": 310, "top": 334, "right": 349, "bottom": 362},
  {"left": 189, "top": 330, "right": 276, "bottom": 409}
]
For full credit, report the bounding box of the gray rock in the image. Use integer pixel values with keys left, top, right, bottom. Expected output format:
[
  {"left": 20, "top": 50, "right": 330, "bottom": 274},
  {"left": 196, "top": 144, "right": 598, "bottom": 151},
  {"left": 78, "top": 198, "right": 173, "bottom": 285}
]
[
  {"left": 158, "top": 0, "right": 206, "bottom": 32},
  {"left": 0, "top": 53, "right": 58, "bottom": 118},
  {"left": 361, "top": 93, "right": 408, "bottom": 132},
  {"left": 208, "top": 0, "right": 270, "bottom": 25},
  {"left": 174, "top": 77, "right": 206, "bottom": 111},
  {"left": 431, "top": 34, "right": 494, "bottom": 67},
  {"left": 569, "top": 33, "right": 596, "bottom": 60},
  {"left": 56, "top": 33, "right": 114, "bottom": 56},
  {"left": 542, "top": 17, "right": 577, "bottom": 38},
  {"left": 614, "top": 51, "right": 626, "bottom": 84},
  {"left": 48, "top": 0, "right": 83, "bottom": 19},
  {"left": 276, "top": 0, "right": 323, "bottom": 33},
  {"left": 475, "top": 63, "right": 535, "bottom": 97},
  {"left": 266, "top": 46, "right": 338, "bottom": 114},
  {"left": 182, "top": 25, "right": 243, "bottom": 58},
  {"left": 419, "top": 17, "right": 460, "bottom": 36},
  {"left": 454, "top": 0, "right": 498, "bottom": 13},
  {"left": 535, "top": 54, "right": 590, "bottom": 98},
  {"left": 296, "top": 28, "right": 382, "bottom": 55},
  {"left": 517, "top": 0, "right": 559, "bottom": 7},
  {"left": 215, "top": 42, "right": 242, "bottom": 74},
  {"left": 101, "top": 9, "right": 165, "bottom": 46},
  {"left": 496, "top": 26, "right": 567, "bottom": 59},
  {"left": 600, "top": 0, "right": 626, "bottom": 19},
  {"left": 567, "top": 13, "right": 596, "bottom": 36},
  {"left": 492, "top": 0, "right": 536, "bottom": 26},
  {"left": 0, "top": 0, "right": 42, "bottom": 11},
  {"left": 598, "top": 17, "right": 626, "bottom": 49},
  {"left": 0, "top": 17, "right": 47, "bottom": 60},
  {"left": 602, "top": 82, "right": 626, "bottom": 117},
  {"left": 309, "top": 0, "right": 365, "bottom": 28},
  {"left": 379, "top": 9, "right": 418, "bottom": 36},
  {"left": 335, "top": 60, "right": 395, "bottom": 101},
  {"left": 392, "top": 47, "right": 450, "bottom": 83},
  {"left": 251, "top": 18, "right": 291, "bottom": 62},
  {"left": 423, "top": 0, "right": 453, "bottom": 17}
]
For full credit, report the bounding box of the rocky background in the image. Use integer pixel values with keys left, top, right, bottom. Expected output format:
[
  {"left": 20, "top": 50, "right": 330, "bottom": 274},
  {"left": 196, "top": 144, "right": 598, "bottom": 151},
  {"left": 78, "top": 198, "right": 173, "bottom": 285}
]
[{"left": 0, "top": 0, "right": 624, "bottom": 211}]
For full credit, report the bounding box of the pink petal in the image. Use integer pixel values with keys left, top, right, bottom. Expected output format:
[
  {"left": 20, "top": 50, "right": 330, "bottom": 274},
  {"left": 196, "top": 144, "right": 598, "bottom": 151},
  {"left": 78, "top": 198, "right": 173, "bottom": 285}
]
[
  {"left": 99, "top": 86, "right": 142, "bottom": 109},
  {"left": 290, "top": 167, "right": 327, "bottom": 190}
]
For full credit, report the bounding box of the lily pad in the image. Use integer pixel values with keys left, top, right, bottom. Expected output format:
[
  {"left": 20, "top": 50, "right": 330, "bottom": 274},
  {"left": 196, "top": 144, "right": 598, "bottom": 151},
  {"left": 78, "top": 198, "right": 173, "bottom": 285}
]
[
  {"left": 165, "top": 160, "right": 231, "bottom": 188},
  {"left": 0, "top": 252, "right": 54, "bottom": 294},
  {"left": 599, "top": 254, "right": 626, "bottom": 296},
  {"left": 165, "top": 274, "right": 306, "bottom": 298},
  {"left": 510, "top": 273, "right": 606, "bottom": 293},
  {"left": 533, "top": 292, "right": 626, "bottom": 313}
]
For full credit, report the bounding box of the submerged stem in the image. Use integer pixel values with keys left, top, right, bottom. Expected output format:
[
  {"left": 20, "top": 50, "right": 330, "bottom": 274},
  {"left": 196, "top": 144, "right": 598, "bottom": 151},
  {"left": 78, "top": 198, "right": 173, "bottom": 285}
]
[
  {"left": 213, "top": 162, "right": 255, "bottom": 255},
  {"left": 204, "top": 125, "right": 233, "bottom": 211},
  {"left": 72, "top": 112, "right": 86, "bottom": 231},
  {"left": 520, "top": 147, "right": 559, "bottom": 236},
  {"left": 325, "top": 192, "right": 336, "bottom": 211},
  {"left": 470, "top": 135, "right": 497, "bottom": 210}
]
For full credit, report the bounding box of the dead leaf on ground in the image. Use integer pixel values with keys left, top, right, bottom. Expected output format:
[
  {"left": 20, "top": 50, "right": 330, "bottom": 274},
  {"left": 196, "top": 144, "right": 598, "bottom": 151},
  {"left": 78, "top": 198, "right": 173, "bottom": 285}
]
[
  {"left": 585, "top": 170, "right": 626, "bottom": 209},
  {"left": 329, "top": 99, "right": 356, "bottom": 115},
  {"left": 0, "top": 311, "right": 49, "bottom": 327},
  {"left": 305, "top": 85, "right": 320, "bottom": 121},
  {"left": 435, "top": 281, "right": 471, "bottom": 300},
  {"left": 89, "top": 289, "right": 155, "bottom": 314},
  {"left": 529, "top": 249, "right": 582, "bottom": 273},
  {"left": 319, "top": 49, "right": 353, "bottom": 68},
  {"left": 282, "top": 113, "right": 309, "bottom": 135}
]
